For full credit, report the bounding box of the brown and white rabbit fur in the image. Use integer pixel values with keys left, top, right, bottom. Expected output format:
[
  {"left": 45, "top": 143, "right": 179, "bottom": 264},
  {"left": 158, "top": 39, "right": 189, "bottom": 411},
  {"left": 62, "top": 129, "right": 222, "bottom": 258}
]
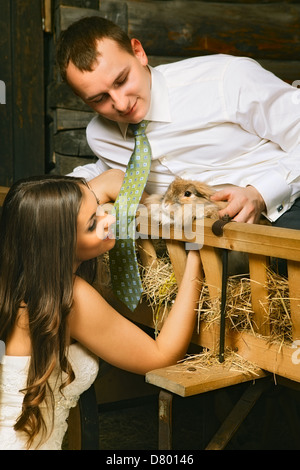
[
  {"left": 144, "top": 177, "right": 250, "bottom": 275},
  {"left": 144, "top": 177, "right": 228, "bottom": 227}
]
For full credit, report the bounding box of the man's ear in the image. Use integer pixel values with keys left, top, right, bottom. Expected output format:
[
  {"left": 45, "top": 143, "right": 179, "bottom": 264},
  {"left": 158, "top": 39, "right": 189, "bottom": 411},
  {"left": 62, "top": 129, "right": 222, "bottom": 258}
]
[{"left": 130, "top": 38, "right": 148, "bottom": 66}]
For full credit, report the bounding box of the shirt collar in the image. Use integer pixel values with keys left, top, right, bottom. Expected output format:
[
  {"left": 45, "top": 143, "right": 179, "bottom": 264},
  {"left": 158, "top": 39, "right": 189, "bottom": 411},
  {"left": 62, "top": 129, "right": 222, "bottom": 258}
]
[{"left": 118, "top": 65, "right": 171, "bottom": 138}]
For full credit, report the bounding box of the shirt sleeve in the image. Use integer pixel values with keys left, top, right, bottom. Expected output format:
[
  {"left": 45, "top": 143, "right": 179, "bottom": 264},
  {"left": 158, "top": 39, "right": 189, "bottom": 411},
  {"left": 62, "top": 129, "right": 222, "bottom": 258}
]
[
  {"left": 67, "top": 158, "right": 110, "bottom": 180},
  {"left": 223, "top": 57, "right": 300, "bottom": 220}
]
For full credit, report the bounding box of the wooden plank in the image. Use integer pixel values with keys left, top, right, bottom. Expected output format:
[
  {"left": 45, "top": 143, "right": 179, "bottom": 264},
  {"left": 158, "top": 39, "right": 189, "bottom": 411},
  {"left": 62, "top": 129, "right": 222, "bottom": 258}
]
[
  {"left": 287, "top": 260, "right": 300, "bottom": 340},
  {"left": 10, "top": 0, "right": 45, "bottom": 180},
  {"left": 136, "top": 238, "right": 158, "bottom": 268},
  {"left": 158, "top": 390, "right": 173, "bottom": 450},
  {"left": 138, "top": 217, "right": 300, "bottom": 262},
  {"left": 54, "top": 108, "right": 95, "bottom": 131},
  {"left": 43, "top": 0, "right": 53, "bottom": 33},
  {"left": 205, "top": 377, "right": 271, "bottom": 451},
  {"left": 199, "top": 246, "right": 222, "bottom": 299},
  {"left": 48, "top": 82, "right": 91, "bottom": 111},
  {"left": 248, "top": 254, "right": 270, "bottom": 336},
  {"left": 67, "top": 402, "right": 81, "bottom": 450},
  {"left": 98, "top": 0, "right": 128, "bottom": 32},
  {"left": 0, "top": 0, "right": 45, "bottom": 184},
  {"left": 0, "top": 186, "right": 9, "bottom": 206},
  {"left": 202, "top": 221, "right": 300, "bottom": 262},
  {"left": 54, "top": 129, "right": 94, "bottom": 156},
  {"left": 55, "top": 5, "right": 102, "bottom": 36},
  {"left": 55, "top": 0, "right": 99, "bottom": 8},
  {"left": 146, "top": 360, "right": 266, "bottom": 397},
  {"left": 56, "top": 2, "right": 128, "bottom": 36},
  {"left": 191, "top": 316, "right": 220, "bottom": 352},
  {"left": 121, "top": 1, "right": 300, "bottom": 60},
  {"left": 174, "top": 321, "right": 300, "bottom": 384},
  {"left": 0, "top": 0, "right": 14, "bottom": 186},
  {"left": 165, "top": 239, "right": 187, "bottom": 286},
  {"left": 57, "top": 2, "right": 300, "bottom": 61},
  {"left": 226, "top": 329, "right": 300, "bottom": 383}
]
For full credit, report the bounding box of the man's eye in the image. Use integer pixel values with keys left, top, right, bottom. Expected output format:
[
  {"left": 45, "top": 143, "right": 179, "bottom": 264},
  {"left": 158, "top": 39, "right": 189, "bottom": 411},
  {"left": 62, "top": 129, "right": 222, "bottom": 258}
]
[
  {"left": 115, "top": 75, "right": 128, "bottom": 87},
  {"left": 94, "top": 94, "right": 108, "bottom": 104}
]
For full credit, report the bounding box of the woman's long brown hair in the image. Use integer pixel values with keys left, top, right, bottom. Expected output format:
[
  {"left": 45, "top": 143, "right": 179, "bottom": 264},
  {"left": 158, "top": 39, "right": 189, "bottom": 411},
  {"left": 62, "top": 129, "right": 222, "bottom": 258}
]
[{"left": 0, "top": 175, "right": 96, "bottom": 448}]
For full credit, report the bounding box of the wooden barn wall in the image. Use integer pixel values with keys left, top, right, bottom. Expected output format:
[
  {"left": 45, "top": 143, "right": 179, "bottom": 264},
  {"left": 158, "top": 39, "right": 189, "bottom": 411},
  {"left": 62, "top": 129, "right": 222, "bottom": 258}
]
[
  {"left": 0, "top": 0, "right": 45, "bottom": 187},
  {"left": 46, "top": 0, "right": 300, "bottom": 175}
]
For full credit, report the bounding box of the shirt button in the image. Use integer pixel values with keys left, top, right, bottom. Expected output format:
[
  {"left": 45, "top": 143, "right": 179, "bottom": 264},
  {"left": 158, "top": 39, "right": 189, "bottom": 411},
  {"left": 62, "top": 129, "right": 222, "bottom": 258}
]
[{"left": 277, "top": 204, "right": 284, "bottom": 212}]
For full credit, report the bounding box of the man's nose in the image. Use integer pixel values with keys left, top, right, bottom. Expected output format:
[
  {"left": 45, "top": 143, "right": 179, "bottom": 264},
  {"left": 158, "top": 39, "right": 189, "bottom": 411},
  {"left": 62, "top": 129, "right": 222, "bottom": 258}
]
[{"left": 110, "top": 90, "right": 128, "bottom": 113}]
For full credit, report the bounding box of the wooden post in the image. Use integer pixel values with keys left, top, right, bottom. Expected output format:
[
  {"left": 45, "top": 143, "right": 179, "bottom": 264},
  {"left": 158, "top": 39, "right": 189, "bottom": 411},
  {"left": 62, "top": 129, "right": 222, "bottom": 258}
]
[
  {"left": 248, "top": 254, "right": 270, "bottom": 337},
  {"left": 200, "top": 246, "right": 222, "bottom": 300},
  {"left": 288, "top": 260, "right": 300, "bottom": 341},
  {"left": 165, "top": 239, "right": 187, "bottom": 286}
]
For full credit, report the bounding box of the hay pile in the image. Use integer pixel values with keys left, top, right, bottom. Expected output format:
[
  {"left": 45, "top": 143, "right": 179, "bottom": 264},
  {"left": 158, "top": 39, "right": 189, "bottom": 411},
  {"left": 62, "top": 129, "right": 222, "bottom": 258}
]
[
  {"left": 140, "top": 256, "right": 296, "bottom": 346},
  {"left": 195, "top": 276, "right": 255, "bottom": 333},
  {"left": 97, "top": 247, "right": 297, "bottom": 346},
  {"left": 177, "top": 348, "right": 262, "bottom": 376}
]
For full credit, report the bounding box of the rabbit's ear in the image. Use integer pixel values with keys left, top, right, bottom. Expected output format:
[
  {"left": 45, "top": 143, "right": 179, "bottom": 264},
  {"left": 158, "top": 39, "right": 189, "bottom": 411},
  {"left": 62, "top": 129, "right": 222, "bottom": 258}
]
[
  {"left": 192, "top": 182, "right": 215, "bottom": 198},
  {"left": 173, "top": 176, "right": 183, "bottom": 183}
]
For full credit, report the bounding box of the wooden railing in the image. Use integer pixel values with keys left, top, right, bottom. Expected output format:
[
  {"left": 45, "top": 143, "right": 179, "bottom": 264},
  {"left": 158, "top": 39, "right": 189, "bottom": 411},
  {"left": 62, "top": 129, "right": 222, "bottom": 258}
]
[{"left": 132, "top": 216, "right": 300, "bottom": 383}]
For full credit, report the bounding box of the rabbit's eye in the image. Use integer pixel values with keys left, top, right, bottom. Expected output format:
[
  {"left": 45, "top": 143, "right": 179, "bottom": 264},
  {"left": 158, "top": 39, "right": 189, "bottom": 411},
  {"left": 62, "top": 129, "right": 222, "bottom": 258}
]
[{"left": 184, "top": 191, "right": 192, "bottom": 197}]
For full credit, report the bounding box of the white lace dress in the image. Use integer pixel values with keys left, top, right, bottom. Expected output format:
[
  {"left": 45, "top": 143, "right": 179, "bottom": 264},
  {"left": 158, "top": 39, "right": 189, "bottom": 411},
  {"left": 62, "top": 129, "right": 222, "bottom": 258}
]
[{"left": 0, "top": 343, "right": 99, "bottom": 450}]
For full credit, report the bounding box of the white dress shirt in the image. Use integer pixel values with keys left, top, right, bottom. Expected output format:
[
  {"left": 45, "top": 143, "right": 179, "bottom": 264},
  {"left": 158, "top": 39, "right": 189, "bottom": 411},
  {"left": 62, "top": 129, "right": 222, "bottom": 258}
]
[{"left": 70, "top": 54, "right": 300, "bottom": 222}]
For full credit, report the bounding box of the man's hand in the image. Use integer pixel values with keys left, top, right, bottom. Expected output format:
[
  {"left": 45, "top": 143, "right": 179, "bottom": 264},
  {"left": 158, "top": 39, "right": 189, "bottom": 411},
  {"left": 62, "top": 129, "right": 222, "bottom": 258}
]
[{"left": 210, "top": 185, "right": 266, "bottom": 224}]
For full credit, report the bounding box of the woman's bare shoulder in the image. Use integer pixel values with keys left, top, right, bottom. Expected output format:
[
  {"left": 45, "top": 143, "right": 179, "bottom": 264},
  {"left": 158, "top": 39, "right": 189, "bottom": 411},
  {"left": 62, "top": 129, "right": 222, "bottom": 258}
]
[
  {"left": 73, "top": 275, "right": 98, "bottom": 300},
  {"left": 72, "top": 275, "right": 112, "bottom": 314}
]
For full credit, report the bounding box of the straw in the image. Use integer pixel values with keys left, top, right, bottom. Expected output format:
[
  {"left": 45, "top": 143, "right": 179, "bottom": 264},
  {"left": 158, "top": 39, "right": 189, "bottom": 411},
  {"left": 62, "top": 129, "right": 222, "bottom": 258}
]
[
  {"left": 139, "top": 254, "right": 298, "bottom": 346},
  {"left": 177, "top": 348, "right": 262, "bottom": 376}
]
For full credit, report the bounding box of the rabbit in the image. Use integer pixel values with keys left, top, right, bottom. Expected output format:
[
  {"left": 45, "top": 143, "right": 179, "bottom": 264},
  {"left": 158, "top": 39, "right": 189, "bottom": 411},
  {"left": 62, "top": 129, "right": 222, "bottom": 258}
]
[
  {"left": 144, "top": 177, "right": 250, "bottom": 275},
  {"left": 144, "top": 177, "right": 228, "bottom": 227}
]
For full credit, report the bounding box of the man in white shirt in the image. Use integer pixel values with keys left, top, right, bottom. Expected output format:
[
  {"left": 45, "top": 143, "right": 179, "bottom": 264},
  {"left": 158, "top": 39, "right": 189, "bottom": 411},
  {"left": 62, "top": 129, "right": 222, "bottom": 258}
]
[{"left": 56, "top": 16, "right": 300, "bottom": 229}]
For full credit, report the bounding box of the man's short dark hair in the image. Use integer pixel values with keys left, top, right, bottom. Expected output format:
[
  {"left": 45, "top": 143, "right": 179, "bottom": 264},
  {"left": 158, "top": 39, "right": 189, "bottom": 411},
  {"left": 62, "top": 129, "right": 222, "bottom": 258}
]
[{"left": 56, "top": 16, "right": 134, "bottom": 81}]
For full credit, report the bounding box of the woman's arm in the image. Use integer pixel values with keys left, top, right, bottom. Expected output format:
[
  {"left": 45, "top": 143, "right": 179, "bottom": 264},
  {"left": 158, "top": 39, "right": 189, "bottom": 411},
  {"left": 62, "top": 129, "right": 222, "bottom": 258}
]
[
  {"left": 88, "top": 169, "right": 125, "bottom": 204},
  {"left": 88, "top": 169, "right": 149, "bottom": 205},
  {"left": 68, "top": 250, "right": 201, "bottom": 375}
]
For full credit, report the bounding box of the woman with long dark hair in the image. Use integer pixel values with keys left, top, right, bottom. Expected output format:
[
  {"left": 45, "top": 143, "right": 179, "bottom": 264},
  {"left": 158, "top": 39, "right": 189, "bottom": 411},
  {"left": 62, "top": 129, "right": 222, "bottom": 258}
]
[{"left": 0, "top": 173, "right": 200, "bottom": 449}]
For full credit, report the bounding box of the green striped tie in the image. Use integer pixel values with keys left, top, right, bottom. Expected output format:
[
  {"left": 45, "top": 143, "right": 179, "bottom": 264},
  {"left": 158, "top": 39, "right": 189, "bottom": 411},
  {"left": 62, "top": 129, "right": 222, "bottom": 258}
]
[{"left": 109, "top": 121, "right": 151, "bottom": 311}]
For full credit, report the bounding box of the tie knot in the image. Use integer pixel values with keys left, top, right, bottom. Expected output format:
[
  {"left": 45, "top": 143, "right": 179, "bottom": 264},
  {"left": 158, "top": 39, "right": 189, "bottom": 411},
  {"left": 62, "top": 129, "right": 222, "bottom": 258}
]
[{"left": 129, "top": 120, "right": 149, "bottom": 137}]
